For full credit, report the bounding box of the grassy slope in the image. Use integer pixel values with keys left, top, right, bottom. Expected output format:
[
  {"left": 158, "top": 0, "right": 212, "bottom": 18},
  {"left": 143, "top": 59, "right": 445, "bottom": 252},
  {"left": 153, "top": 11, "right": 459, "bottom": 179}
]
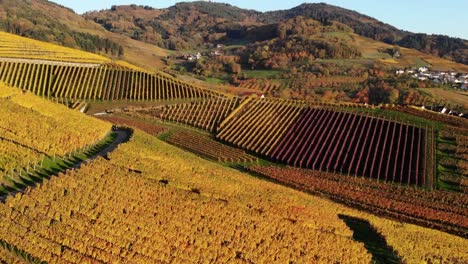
[
  {"left": 423, "top": 88, "right": 468, "bottom": 109},
  {"left": 352, "top": 34, "right": 468, "bottom": 72}
]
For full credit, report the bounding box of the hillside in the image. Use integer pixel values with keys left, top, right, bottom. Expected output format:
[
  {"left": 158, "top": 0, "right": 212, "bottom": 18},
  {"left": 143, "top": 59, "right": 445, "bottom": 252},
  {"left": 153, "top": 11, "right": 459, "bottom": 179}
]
[
  {"left": 0, "top": 85, "right": 466, "bottom": 262},
  {"left": 0, "top": 82, "right": 111, "bottom": 193},
  {"left": 81, "top": 1, "right": 468, "bottom": 108},
  {"left": 0, "top": 18, "right": 467, "bottom": 263},
  {"left": 0, "top": 31, "right": 110, "bottom": 63},
  {"left": 85, "top": 2, "right": 261, "bottom": 51},
  {"left": 0, "top": 0, "right": 170, "bottom": 70},
  {"left": 262, "top": 3, "right": 468, "bottom": 64},
  {"left": 85, "top": 1, "right": 467, "bottom": 64},
  {"left": 164, "top": 15, "right": 467, "bottom": 107}
]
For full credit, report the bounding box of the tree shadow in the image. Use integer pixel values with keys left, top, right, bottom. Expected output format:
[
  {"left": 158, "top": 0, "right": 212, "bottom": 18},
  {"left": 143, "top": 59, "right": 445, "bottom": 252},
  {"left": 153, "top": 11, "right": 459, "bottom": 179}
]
[{"left": 338, "top": 214, "right": 402, "bottom": 264}]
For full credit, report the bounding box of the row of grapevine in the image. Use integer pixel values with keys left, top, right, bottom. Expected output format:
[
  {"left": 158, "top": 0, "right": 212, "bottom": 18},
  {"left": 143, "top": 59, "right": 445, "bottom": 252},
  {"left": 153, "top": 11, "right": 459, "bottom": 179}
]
[
  {"left": 159, "top": 97, "right": 241, "bottom": 132},
  {"left": 271, "top": 108, "right": 428, "bottom": 186},
  {"left": 97, "top": 115, "right": 167, "bottom": 136},
  {"left": 0, "top": 243, "right": 26, "bottom": 264},
  {"left": 0, "top": 156, "right": 371, "bottom": 263},
  {"left": 216, "top": 97, "right": 306, "bottom": 156},
  {"left": 0, "top": 61, "right": 221, "bottom": 101},
  {"left": 0, "top": 83, "right": 110, "bottom": 172},
  {"left": 249, "top": 166, "right": 468, "bottom": 237},
  {"left": 165, "top": 131, "right": 256, "bottom": 163},
  {"left": 0, "top": 31, "right": 109, "bottom": 64},
  {"left": 216, "top": 98, "right": 431, "bottom": 187},
  {"left": 437, "top": 129, "right": 468, "bottom": 191},
  {"left": 237, "top": 79, "right": 281, "bottom": 93}
]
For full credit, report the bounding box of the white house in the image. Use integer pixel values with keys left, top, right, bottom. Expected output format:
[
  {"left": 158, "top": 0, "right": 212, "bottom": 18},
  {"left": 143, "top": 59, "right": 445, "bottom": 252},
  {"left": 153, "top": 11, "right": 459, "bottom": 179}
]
[
  {"left": 418, "top": 67, "right": 429, "bottom": 73},
  {"left": 396, "top": 70, "right": 404, "bottom": 74}
]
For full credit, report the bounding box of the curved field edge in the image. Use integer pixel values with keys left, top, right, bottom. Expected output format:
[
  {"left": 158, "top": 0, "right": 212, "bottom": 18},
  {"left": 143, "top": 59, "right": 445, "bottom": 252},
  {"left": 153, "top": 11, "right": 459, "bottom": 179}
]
[
  {"left": 99, "top": 130, "right": 468, "bottom": 263},
  {"left": 14, "top": 128, "right": 466, "bottom": 262},
  {"left": 0, "top": 131, "right": 119, "bottom": 198},
  {"left": 0, "top": 120, "right": 466, "bottom": 262}
]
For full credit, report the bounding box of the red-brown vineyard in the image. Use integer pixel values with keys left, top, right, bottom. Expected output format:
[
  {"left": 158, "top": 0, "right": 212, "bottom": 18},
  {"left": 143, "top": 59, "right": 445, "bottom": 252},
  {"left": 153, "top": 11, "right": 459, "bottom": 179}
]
[
  {"left": 248, "top": 166, "right": 468, "bottom": 237},
  {"left": 215, "top": 98, "right": 434, "bottom": 188},
  {"left": 158, "top": 97, "right": 241, "bottom": 133},
  {"left": 165, "top": 130, "right": 256, "bottom": 163},
  {"left": 271, "top": 108, "right": 430, "bottom": 187}
]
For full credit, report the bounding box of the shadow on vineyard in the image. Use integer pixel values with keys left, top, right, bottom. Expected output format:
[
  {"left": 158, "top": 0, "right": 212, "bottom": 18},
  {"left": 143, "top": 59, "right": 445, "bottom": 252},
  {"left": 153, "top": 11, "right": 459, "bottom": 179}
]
[
  {"left": 0, "top": 239, "right": 46, "bottom": 264},
  {"left": 0, "top": 128, "right": 132, "bottom": 201},
  {"left": 339, "top": 214, "right": 402, "bottom": 264}
]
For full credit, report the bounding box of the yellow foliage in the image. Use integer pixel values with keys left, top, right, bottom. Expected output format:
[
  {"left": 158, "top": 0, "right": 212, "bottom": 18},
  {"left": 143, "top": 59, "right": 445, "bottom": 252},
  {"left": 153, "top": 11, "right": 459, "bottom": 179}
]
[
  {"left": 0, "top": 82, "right": 110, "bottom": 171},
  {"left": 0, "top": 31, "right": 110, "bottom": 63}
]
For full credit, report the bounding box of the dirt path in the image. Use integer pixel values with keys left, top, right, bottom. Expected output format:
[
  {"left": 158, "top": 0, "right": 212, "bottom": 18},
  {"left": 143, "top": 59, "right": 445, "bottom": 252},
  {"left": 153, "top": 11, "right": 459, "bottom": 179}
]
[{"left": 73, "top": 128, "right": 131, "bottom": 169}]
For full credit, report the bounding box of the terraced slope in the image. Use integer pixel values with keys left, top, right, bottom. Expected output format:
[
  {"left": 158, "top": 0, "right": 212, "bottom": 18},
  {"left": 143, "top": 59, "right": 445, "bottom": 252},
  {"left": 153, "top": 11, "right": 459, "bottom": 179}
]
[
  {"left": 159, "top": 96, "right": 242, "bottom": 132},
  {"left": 0, "top": 83, "right": 110, "bottom": 173},
  {"left": 0, "top": 61, "right": 221, "bottom": 101},
  {"left": 0, "top": 31, "right": 110, "bottom": 64},
  {"left": 216, "top": 99, "right": 432, "bottom": 187},
  {"left": 1, "top": 128, "right": 466, "bottom": 263}
]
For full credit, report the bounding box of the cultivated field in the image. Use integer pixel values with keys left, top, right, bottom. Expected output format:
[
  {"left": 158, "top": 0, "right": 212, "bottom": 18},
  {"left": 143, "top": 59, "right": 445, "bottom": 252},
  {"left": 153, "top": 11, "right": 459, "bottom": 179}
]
[
  {"left": 0, "top": 30, "right": 467, "bottom": 263},
  {"left": 1, "top": 124, "right": 466, "bottom": 263}
]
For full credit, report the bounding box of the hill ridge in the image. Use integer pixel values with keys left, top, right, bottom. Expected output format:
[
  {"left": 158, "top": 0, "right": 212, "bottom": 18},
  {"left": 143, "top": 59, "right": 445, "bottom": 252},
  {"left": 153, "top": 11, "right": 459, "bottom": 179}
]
[{"left": 85, "top": 1, "right": 467, "bottom": 64}]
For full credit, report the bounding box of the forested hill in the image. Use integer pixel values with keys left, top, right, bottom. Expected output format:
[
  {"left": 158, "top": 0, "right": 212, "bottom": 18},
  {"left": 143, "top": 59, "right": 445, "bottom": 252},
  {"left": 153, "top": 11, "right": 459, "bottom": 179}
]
[
  {"left": 85, "top": 2, "right": 261, "bottom": 51},
  {"left": 0, "top": 0, "right": 123, "bottom": 57},
  {"left": 262, "top": 3, "right": 468, "bottom": 65},
  {"left": 0, "top": 0, "right": 175, "bottom": 70},
  {"left": 261, "top": 3, "right": 405, "bottom": 43},
  {"left": 86, "top": 1, "right": 467, "bottom": 65}
]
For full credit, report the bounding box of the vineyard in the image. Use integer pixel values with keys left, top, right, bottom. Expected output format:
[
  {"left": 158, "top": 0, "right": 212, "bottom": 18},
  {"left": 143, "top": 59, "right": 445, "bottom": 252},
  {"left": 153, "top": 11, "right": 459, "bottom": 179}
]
[
  {"left": 437, "top": 129, "right": 468, "bottom": 191},
  {"left": 0, "top": 32, "right": 110, "bottom": 64},
  {"left": 216, "top": 97, "right": 306, "bottom": 156},
  {"left": 215, "top": 98, "right": 432, "bottom": 187},
  {"left": 97, "top": 115, "right": 167, "bottom": 136},
  {"left": 1, "top": 29, "right": 468, "bottom": 263},
  {"left": 390, "top": 105, "right": 468, "bottom": 128},
  {"left": 237, "top": 79, "right": 283, "bottom": 94},
  {"left": 272, "top": 108, "right": 430, "bottom": 186},
  {"left": 158, "top": 97, "right": 241, "bottom": 132},
  {"left": 0, "top": 61, "right": 222, "bottom": 101},
  {"left": 249, "top": 166, "right": 468, "bottom": 237},
  {"left": 0, "top": 83, "right": 110, "bottom": 172},
  {"left": 0, "top": 133, "right": 375, "bottom": 263},
  {"left": 165, "top": 130, "right": 256, "bottom": 163},
  {"left": 0, "top": 127, "right": 466, "bottom": 263}
]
